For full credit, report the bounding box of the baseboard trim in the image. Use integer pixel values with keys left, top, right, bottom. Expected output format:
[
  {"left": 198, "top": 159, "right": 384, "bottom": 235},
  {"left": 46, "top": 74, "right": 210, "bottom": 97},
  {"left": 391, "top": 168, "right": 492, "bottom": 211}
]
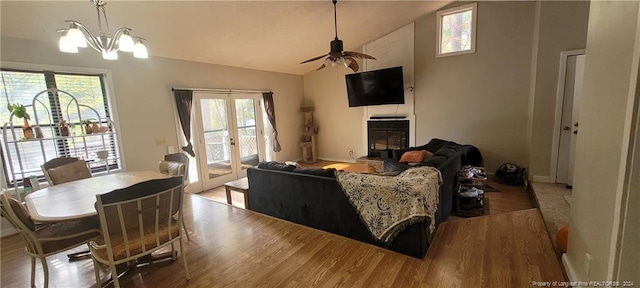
[
  {"left": 532, "top": 175, "right": 553, "bottom": 183},
  {"left": 1, "top": 227, "right": 17, "bottom": 237},
  {"left": 562, "top": 253, "right": 579, "bottom": 282},
  {"left": 527, "top": 180, "right": 539, "bottom": 208}
]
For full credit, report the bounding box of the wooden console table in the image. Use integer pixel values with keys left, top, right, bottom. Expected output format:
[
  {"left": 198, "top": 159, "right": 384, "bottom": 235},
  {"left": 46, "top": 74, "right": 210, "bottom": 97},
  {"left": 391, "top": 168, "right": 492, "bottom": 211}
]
[
  {"left": 355, "top": 156, "right": 385, "bottom": 172},
  {"left": 322, "top": 163, "right": 376, "bottom": 174},
  {"left": 224, "top": 177, "right": 249, "bottom": 208}
]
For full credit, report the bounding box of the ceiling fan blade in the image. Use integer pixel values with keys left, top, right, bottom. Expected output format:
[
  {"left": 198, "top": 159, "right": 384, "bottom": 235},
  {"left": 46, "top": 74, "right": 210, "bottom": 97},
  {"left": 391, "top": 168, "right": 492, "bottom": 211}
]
[
  {"left": 343, "top": 56, "right": 359, "bottom": 72},
  {"left": 315, "top": 63, "right": 327, "bottom": 71},
  {"left": 343, "top": 51, "right": 376, "bottom": 60},
  {"left": 300, "top": 53, "right": 330, "bottom": 64}
]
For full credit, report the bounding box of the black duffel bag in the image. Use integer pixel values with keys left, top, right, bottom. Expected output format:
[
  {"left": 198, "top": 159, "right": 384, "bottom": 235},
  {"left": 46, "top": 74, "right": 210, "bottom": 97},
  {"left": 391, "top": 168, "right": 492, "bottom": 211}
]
[{"left": 496, "top": 163, "right": 526, "bottom": 185}]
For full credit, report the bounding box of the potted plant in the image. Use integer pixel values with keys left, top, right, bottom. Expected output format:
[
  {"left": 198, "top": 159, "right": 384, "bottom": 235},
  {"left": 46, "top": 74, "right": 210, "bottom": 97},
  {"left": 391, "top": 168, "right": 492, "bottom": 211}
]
[
  {"left": 7, "top": 103, "right": 33, "bottom": 139},
  {"left": 59, "top": 118, "right": 70, "bottom": 136},
  {"left": 81, "top": 119, "right": 93, "bottom": 134}
]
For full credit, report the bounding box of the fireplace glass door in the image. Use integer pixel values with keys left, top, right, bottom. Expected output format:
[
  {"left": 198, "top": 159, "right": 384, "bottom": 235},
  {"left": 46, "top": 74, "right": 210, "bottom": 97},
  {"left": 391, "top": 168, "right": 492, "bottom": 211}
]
[{"left": 367, "top": 120, "right": 409, "bottom": 158}]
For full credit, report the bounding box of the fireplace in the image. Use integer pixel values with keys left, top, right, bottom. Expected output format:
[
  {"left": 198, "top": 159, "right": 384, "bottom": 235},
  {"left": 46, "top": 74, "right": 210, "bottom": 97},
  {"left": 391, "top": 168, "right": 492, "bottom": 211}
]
[{"left": 367, "top": 120, "right": 409, "bottom": 158}]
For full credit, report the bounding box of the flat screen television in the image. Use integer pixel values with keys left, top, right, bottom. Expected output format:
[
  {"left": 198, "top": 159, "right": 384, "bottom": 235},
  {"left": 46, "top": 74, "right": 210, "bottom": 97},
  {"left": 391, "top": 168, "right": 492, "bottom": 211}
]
[{"left": 345, "top": 66, "right": 405, "bottom": 107}]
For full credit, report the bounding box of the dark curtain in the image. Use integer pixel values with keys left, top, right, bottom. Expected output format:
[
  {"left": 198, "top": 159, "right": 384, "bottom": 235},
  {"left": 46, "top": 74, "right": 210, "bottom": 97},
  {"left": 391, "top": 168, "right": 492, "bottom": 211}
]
[
  {"left": 262, "top": 92, "right": 282, "bottom": 152},
  {"left": 173, "top": 89, "right": 195, "bottom": 157}
]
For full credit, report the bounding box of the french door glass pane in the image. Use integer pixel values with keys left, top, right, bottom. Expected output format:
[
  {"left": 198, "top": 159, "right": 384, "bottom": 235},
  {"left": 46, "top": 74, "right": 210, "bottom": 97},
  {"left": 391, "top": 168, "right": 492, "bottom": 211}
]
[
  {"left": 200, "top": 99, "right": 232, "bottom": 179},
  {"left": 235, "top": 99, "right": 259, "bottom": 170}
]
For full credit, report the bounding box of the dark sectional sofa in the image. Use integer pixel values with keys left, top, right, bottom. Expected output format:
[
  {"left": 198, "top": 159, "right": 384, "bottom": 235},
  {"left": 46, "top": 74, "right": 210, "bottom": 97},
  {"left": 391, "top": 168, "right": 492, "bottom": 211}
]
[{"left": 247, "top": 139, "right": 467, "bottom": 259}]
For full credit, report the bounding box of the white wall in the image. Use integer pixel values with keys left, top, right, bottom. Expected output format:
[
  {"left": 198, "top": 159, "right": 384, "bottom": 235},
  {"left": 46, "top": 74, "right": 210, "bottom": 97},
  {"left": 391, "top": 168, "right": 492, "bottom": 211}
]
[
  {"left": 0, "top": 37, "right": 304, "bottom": 177},
  {"left": 303, "top": 1, "right": 589, "bottom": 175},
  {"left": 415, "top": 1, "right": 534, "bottom": 172},
  {"left": 563, "top": 1, "right": 640, "bottom": 281},
  {"left": 302, "top": 66, "right": 362, "bottom": 162},
  {"left": 529, "top": 1, "right": 590, "bottom": 181},
  {"left": 363, "top": 23, "right": 416, "bottom": 151}
]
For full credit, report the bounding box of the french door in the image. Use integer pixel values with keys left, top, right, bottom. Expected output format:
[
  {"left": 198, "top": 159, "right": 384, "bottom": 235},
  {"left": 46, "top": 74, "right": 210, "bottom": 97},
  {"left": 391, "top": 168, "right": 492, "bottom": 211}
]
[{"left": 192, "top": 92, "right": 265, "bottom": 191}]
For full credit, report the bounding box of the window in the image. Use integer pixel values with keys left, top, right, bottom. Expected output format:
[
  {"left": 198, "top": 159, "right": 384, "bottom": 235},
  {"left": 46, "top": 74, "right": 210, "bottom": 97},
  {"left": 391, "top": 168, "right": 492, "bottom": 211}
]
[
  {"left": 1, "top": 69, "right": 120, "bottom": 187},
  {"left": 436, "top": 3, "right": 477, "bottom": 57}
]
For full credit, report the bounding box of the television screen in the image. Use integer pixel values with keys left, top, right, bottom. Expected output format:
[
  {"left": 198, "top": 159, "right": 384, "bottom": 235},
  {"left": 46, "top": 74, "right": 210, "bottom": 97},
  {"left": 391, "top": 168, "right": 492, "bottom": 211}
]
[{"left": 345, "top": 66, "right": 405, "bottom": 107}]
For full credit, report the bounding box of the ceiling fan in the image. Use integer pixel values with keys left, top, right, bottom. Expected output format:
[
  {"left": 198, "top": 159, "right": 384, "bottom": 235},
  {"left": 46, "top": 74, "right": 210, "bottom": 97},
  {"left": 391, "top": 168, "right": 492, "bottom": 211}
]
[{"left": 300, "top": 0, "right": 376, "bottom": 73}]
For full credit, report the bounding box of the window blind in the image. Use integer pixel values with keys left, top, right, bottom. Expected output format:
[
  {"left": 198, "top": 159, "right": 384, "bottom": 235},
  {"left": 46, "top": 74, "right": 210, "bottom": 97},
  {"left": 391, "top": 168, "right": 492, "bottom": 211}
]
[{"left": 1, "top": 69, "right": 120, "bottom": 187}]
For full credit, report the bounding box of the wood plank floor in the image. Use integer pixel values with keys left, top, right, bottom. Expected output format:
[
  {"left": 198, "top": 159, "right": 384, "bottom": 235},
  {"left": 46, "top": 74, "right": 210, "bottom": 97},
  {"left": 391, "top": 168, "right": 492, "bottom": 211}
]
[
  {"left": 1, "top": 192, "right": 564, "bottom": 287},
  {"left": 422, "top": 209, "right": 564, "bottom": 287}
]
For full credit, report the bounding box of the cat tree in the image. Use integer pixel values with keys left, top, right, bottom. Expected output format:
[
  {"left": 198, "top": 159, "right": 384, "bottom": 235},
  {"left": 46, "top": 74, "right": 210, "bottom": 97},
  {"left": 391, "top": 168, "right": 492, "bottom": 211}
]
[{"left": 299, "top": 107, "right": 319, "bottom": 163}]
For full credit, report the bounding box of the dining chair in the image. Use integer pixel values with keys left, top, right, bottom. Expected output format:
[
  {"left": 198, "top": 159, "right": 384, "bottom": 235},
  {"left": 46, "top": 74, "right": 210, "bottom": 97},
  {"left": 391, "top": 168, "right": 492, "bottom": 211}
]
[
  {"left": 89, "top": 176, "right": 190, "bottom": 288},
  {"left": 41, "top": 157, "right": 92, "bottom": 185},
  {"left": 164, "top": 152, "right": 189, "bottom": 185},
  {"left": 158, "top": 160, "right": 191, "bottom": 241},
  {"left": 0, "top": 192, "right": 101, "bottom": 288}
]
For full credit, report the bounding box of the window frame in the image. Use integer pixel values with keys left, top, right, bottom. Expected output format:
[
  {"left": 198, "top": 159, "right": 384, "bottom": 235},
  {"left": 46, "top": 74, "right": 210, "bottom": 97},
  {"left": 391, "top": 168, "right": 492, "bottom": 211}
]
[
  {"left": 0, "top": 61, "right": 126, "bottom": 187},
  {"left": 436, "top": 2, "right": 478, "bottom": 58}
]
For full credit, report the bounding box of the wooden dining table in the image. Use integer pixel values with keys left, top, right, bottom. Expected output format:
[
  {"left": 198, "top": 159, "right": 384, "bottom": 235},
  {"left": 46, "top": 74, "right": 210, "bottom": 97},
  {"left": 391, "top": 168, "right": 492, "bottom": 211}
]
[{"left": 25, "top": 171, "right": 169, "bottom": 222}]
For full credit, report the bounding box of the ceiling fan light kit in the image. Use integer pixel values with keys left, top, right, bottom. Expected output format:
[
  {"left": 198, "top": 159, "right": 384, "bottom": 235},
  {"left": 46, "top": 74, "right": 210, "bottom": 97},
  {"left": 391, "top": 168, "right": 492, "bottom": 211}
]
[
  {"left": 300, "top": 0, "right": 376, "bottom": 72},
  {"left": 57, "top": 0, "right": 148, "bottom": 60}
]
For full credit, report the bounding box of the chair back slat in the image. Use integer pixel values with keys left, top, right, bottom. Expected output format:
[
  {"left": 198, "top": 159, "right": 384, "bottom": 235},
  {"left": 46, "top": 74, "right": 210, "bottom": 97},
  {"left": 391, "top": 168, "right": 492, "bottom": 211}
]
[
  {"left": 116, "top": 205, "right": 131, "bottom": 258},
  {"left": 137, "top": 200, "right": 146, "bottom": 253},
  {"left": 168, "top": 189, "right": 175, "bottom": 242}
]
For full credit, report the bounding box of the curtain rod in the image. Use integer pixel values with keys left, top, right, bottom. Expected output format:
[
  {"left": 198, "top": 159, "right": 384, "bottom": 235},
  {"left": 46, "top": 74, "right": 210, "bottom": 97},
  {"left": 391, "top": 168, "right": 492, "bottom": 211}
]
[{"left": 171, "top": 87, "right": 271, "bottom": 94}]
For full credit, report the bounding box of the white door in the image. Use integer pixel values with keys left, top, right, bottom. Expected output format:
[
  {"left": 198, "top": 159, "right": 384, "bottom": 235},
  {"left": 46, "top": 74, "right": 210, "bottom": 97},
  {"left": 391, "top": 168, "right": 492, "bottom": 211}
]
[
  {"left": 556, "top": 54, "right": 585, "bottom": 185},
  {"left": 192, "top": 92, "right": 265, "bottom": 191},
  {"left": 567, "top": 54, "right": 585, "bottom": 186}
]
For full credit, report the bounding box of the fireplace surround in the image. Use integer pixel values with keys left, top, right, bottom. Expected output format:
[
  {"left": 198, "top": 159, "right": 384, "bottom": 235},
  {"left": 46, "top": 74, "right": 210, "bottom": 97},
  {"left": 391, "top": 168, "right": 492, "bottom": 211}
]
[{"left": 367, "top": 120, "right": 410, "bottom": 158}]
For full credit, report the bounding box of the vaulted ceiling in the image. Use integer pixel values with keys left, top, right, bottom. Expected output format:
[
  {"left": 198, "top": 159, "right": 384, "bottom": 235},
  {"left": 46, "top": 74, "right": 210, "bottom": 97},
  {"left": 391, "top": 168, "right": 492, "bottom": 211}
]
[{"left": 1, "top": 1, "right": 450, "bottom": 75}]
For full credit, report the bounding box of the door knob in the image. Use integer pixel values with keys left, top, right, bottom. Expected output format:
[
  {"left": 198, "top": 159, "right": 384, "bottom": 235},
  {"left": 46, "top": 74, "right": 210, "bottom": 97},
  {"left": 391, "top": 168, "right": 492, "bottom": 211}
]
[
  {"left": 562, "top": 126, "right": 570, "bottom": 131},
  {"left": 573, "top": 130, "right": 578, "bottom": 135},
  {"left": 573, "top": 122, "right": 579, "bottom": 127}
]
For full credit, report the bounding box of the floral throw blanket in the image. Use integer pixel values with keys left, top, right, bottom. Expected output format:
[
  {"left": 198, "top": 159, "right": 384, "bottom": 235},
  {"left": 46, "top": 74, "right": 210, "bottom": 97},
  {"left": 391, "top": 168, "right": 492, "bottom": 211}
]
[{"left": 336, "top": 166, "right": 442, "bottom": 244}]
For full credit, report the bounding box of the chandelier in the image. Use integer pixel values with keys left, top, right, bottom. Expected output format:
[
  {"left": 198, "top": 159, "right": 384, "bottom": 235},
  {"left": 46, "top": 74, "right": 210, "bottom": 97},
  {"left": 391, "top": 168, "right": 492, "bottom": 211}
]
[{"left": 57, "top": 0, "right": 148, "bottom": 60}]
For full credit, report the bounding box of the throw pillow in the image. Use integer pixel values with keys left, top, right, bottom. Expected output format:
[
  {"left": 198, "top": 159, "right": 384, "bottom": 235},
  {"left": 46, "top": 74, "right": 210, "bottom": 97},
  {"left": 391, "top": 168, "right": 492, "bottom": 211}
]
[{"left": 399, "top": 150, "right": 431, "bottom": 163}]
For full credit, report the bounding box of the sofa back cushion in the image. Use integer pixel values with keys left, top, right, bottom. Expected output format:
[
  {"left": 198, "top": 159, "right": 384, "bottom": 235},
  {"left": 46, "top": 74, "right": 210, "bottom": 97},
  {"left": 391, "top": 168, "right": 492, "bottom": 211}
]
[
  {"left": 292, "top": 168, "right": 337, "bottom": 178},
  {"left": 257, "top": 161, "right": 297, "bottom": 172}
]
